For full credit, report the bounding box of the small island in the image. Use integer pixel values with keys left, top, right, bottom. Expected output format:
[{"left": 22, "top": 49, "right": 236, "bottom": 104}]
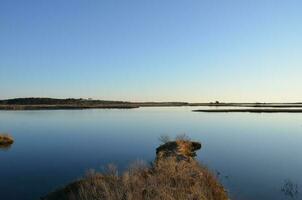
[
  {"left": 0, "top": 134, "right": 14, "bottom": 146},
  {"left": 193, "top": 108, "right": 302, "bottom": 113}
]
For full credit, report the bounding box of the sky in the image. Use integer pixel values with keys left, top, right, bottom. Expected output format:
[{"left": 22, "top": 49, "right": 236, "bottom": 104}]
[{"left": 1, "top": 0, "right": 302, "bottom": 102}]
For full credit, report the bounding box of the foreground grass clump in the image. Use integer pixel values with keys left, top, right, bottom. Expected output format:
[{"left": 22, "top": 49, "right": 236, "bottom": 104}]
[
  {"left": 42, "top": 137, "right": 228, "bottom": 200},
  {"left": 0, "top": 134, "right": 14, "bottom": 145}
]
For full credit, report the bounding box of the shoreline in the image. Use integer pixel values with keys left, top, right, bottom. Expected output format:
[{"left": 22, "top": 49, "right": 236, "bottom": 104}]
[
  {"left": 193, "top": 108, "right": 302, "bottom": 113},
  {"left": 2, "top": 104, "right": 302, "bottom": 111},
  {"left": 0, "top": 104, "right": 140, "bottom": 110},
  {"left": 1, "top": 98, "right": 302, "bottom": 110}
]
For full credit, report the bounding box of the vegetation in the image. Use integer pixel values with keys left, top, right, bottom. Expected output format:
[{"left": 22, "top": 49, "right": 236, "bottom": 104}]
[
  {"left": 193, "top": 108, "right": 302, "bottom": 113},
  {"left": 2, "top": 97, "right": 302, "bottom": 110},
  {"left": 0, "top": 98, "right": 188, "bottom": 110},
  {"left": 0, "top": 98, "right": 139, "bottom": 110},
  {"left": 0, "top": 134, "right": 14, "bottom": 145},
  {"left": 0, "top": 98, "right": 129, "bottom": 105},
  {"left": 42, "top": 137, "right": 227, "bottom": 200}
]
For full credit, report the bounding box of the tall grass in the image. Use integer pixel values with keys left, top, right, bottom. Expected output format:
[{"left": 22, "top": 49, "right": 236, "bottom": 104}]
[
  {"left": 44, "top": 159, "right": 227, "bottom": 200},
  {"left": 43, "top": 138, "right": 228, "bottom": 200}
]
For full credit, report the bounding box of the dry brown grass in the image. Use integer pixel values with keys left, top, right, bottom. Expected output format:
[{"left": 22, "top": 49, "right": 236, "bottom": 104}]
[
  {"left": 0, "top": 134, "right": 14, "bottom": 145},
  {"left": 156, "top": 136, "right": 201, "bottom": 161},
  {"left": 44, "top": 159, "right": 227, "bottom": 200},
  {"left": 43, "top": 138, "right": 228, "bottom": 200}
]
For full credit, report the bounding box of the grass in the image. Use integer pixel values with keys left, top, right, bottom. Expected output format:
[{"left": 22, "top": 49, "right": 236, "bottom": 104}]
[
  {"left": 43, "top": 138, "right": 228, "bottom": 200},
  {"left": 43, "top": 159, "right": 227, "bottom": 200}
]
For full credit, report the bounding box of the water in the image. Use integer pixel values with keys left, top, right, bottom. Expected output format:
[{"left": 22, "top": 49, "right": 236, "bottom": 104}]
[{"left": 0, "top": 107, "right": 302, "bottom": 200}]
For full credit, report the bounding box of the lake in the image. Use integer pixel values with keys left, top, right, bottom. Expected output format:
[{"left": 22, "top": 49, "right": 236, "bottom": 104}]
[{"left": 1, "top": 107, "right": 302, "bottom": 200}]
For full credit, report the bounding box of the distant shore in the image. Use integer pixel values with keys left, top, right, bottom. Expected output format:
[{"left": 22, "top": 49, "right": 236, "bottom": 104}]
[
  {"left": 0, "top": 97, "right": 188, "bottom": 110},
  {"left": 1, "top": 98, "right": 302, "bottom": 110},
  {"left": 193, "top": 108, "right": 302, "bottom": 113},
  {"left": 0, "top": 104, "right": 139, "bottom": 110}
]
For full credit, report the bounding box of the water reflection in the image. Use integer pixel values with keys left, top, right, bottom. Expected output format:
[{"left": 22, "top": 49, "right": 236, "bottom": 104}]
[
  {"left": 281, "top": 179, "right": 299, "bottom": 199},
  {"left": 216, "top": 170, "right": 230, "bottom": 180},
  {"left": 0, "top": 143, "right": 13, "bottom": 151}
]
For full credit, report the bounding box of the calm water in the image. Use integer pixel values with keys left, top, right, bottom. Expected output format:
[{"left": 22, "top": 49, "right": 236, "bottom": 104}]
[{"left": 1, "top": 107, "right": 302, "bottom": 200}]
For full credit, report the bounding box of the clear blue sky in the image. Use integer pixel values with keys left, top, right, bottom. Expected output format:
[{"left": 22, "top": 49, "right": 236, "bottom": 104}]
[{"left": 1, "top": 0, "right": 302, "bottom": 102}]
